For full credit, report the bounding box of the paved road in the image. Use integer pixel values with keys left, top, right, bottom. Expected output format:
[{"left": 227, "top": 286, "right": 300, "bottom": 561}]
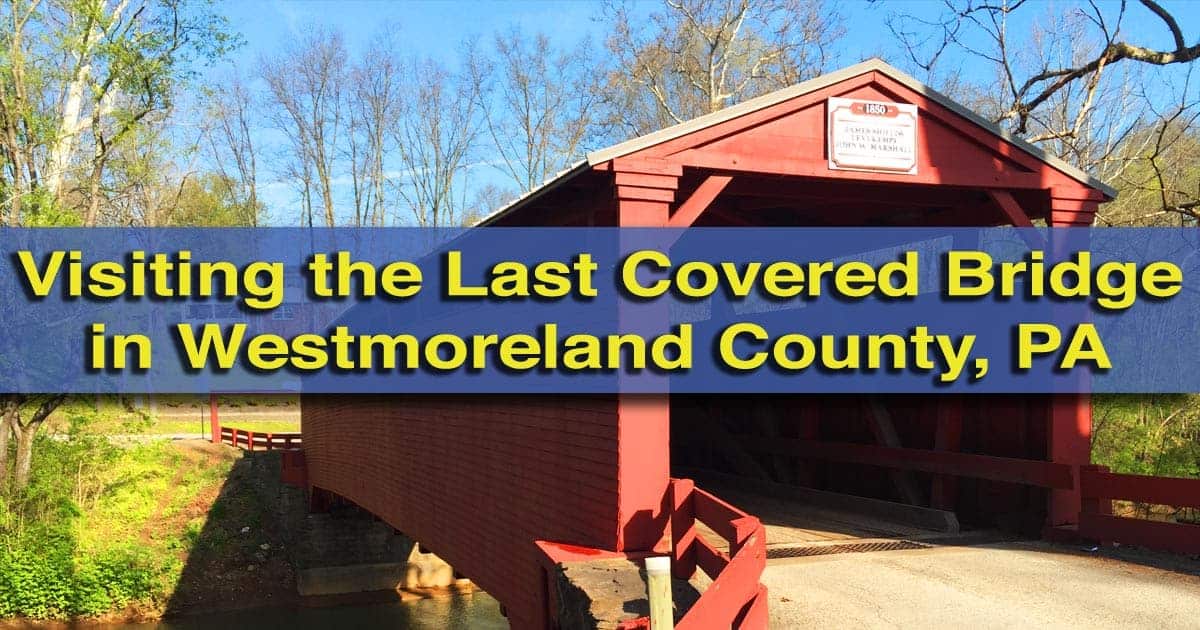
[{"left": 765, "top": 540, "right": 1200, "bottom": 629}]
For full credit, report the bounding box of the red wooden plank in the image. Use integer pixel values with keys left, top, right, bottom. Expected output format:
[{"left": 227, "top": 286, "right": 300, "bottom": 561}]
[
  {"left": 735, "top": 585, "right": 770, "bottom": 630},
  {"left": 681, "top": 150, "right": 1047, "bottom": 190},
  {"left": 730, "top": 516, "right": 762, "bottom": 555},
  {"left": 671, "top": 479, "right": 697, "bottom": 580},
  {"left": 616, "top": 185, "right": 676, "bottom": 203},
  {"left": 1080, "top": 513, "right": 1200, "bottom": 555},
  {"left": 693, "top": 535, "right": 729, "bottom": 580},
  {"left": 613, "top": 172, "right": 679, "bottom": 189},
  {"left": 668, "top": 174, "right": 734, "bottom": 228},
  {"left": 1050, "top": 186, "right": 1106, "bottom": 201},
  {"left": 737, "top": 436, "right": 1075, "bottom": 489},
  {"left": 694, "top": 487, "right": 750, "bottom": 542},
  {"left": 1082, "top": 470, "right": 1200, "bottom": 510},
  {"left": 931, "top": 397, "right": 964, "bottom": 510},
  {"left": 610, "top": 157, "right": 684, "bottom": 176},
  {"left": 209, "top": 393, "right": 220, "bottom": 445},
  {"left": 679, "top": 525, "right": 765, "bottom": 630}
]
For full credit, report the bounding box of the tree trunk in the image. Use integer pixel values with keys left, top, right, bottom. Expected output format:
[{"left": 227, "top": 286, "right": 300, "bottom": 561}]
[
  {"left": 0, "top": 412, "right": 12, "bottom": 486},
  {"left": 0, "top": 396, "right": 23, "bottom": 486},
  {"left": 85, "top": 157, "right": 104, "bottom": 227},
  {"left": 11, "top": 395, "right": 65, "bottom": 491},
  {"left": 13, "top": 422, "right": 35, "bottom": 490}
]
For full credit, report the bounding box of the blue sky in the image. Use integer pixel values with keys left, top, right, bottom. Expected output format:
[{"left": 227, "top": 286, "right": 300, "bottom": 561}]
[
  {"left": 216, "top": 0, "right": 1200, "bottom": 71},
  {"left": 199, "top": 0, "right": 1200, "bottom": 224},
  {"left": 220, "top": 1, "right": 611, "bottom": 66}
]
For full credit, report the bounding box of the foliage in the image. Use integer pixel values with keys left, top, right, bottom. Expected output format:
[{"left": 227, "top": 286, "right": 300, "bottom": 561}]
[
  {"left": 0, "top": 408, "right": 236, "bottom": 620},
  {"left": 0, "top": 535, "right": 159, "bottom": 619},
  {"left": 0, "top": 0, "right": 239, "bottom": 227},
  {"left": 1092, "top": 394, "right": 1200, "bottom": 479},
  {"left": 169, "top": 172, "right": 263, "bottom": 227}
]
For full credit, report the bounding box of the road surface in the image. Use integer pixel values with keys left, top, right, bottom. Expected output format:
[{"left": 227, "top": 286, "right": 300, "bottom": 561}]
[{"left": 765, "top": 540, "right": 1200, "bottom": 629}]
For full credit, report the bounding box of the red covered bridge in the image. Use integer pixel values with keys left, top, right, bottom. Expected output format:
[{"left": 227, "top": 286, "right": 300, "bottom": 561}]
[{"left": 291, "top": 60, "right": 1200, "bottom": 628}]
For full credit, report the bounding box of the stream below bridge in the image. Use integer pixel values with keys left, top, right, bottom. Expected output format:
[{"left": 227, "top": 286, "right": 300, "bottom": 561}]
[{"left": 107, "top": 594, "right": 508, "bottom": 629}]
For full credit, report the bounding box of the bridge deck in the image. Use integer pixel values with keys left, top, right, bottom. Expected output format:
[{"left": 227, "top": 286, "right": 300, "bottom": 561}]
[
  {"left": 699, "top": 486, "right": 936, "bottom": 547},
  {"left": 687, "top": 476, "right": 958, "bottom": 557},
  {"left": 765, "top": 540, "right": 1200, "bottom": 629}
]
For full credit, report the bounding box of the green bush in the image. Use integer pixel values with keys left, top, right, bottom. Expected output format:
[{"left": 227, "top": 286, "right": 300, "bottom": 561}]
[
  {"left": 0, "top": 531, "right": 162, "bottom": 619},
  {"left": 0, "top": 412, "right": 197, "bottom": 620},
  {"left": 0, "top": 528, "right": 76, "bottom": 619}
]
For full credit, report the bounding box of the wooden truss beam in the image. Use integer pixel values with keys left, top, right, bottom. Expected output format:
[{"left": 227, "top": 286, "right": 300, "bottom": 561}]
[
  {"left": 669, "top": 174, "right": 734, "bottom": 228},
  {"left": 988, "top": 189, "right": 1046, "bottom": 249}
]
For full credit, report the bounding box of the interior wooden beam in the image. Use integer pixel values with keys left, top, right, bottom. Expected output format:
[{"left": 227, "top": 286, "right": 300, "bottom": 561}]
[
  {"left": 931, "top": 397, "right": 964, "bottom": 511},
  {"left": 865, "top": 397, "right": 923, "bottom": 506}
]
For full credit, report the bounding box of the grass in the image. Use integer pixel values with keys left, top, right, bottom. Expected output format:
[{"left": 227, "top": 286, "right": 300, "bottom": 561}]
[
  {"left": 139, "top": 419, "right": 301, "bottom": 436},
  {"left": 74, "top": 441, "right": 239, "bottom": 583},
  {"left": 45, "top": 396, "right": 300, "bottom": 436}
]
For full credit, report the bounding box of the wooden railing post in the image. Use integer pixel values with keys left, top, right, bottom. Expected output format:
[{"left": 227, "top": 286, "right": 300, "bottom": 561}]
[
  {"left": 729, "top": 516, "right": 761, "bottom": 556},
  {"left": 1078, "top": 464, "right": 1110, "bottom": 547},
  {"left": 1080, "top": 464, "right": 1112, "bottom": 518},
  {"left": 670, "top": 478, "right": 696, "bottom": 580},
  {"left": 209, "top": 393, "right": 220, "bottom": 444}
]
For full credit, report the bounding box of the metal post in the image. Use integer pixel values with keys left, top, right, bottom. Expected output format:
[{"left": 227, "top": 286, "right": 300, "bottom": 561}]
[{"left": 645, "top": 555, "right": 673, "bottom": 630}]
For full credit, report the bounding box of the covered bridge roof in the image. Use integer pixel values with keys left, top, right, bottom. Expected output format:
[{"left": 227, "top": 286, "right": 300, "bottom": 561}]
[{"left": 479, "top": 58, "right": 1113, "bottom": 228}]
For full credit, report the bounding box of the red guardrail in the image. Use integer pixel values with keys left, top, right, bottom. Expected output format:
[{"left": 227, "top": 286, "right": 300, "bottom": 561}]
[
  {"left": 536, "top": 478, "right": 766, "bottom": 629},
  {"left": 219, "top": 425, "right": 302, "bottom": 451},
  {"left": 1079, "top": 464, "right": 1200, "bottom": 555},
  {"left": 668, "top": 478, "right": 768, "bottom": 629}
]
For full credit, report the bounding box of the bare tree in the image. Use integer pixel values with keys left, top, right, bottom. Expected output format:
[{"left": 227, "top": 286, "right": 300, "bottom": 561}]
[
  {"left": 1100, "top": 66, "right": 1200, "bottom": 226},
  {"left": 391, "top": 57, "right": 479, "bottom": 227},
  {"left": 468, "top": 28, "right": 599, "bottom": 192},
  {"left": 346, "top": 32, "right": 403, "bottom": 226},
  {"left": 203, "top": 72, "right": 260, "bottom": 225},
  {"left": 261, "top": 27, "right": 346, "bottom": 227},
  {"left": 599, "top": 0, "right": 845, "bottom": 137},
  {"left": 462, "top": 182, "right": 517, "bottom": 226},
  {"left": 887, "top": 0, "right": 1200, "bottom": 225}
]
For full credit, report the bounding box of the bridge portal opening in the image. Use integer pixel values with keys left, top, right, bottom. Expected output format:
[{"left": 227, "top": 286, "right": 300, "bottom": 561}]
[{"left": 669, "top": 394, "right": 1055, "bottom": 544}]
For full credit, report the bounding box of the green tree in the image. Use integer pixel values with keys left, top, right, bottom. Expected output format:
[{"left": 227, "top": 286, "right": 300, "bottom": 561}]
[
  {"left": 0, "top": 0, "right": 238, "bottom": 227},
  {"left": 167, "top": 172, "right": 262, "bottom": 227}
]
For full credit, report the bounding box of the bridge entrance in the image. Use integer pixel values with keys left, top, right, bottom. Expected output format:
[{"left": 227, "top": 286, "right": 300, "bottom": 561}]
[
  {"left": 669, "top": 395, "right": 1049, "bottom": 550},
  {"left": 481, "top": 57, "right": 1108, "bottom": 545}
]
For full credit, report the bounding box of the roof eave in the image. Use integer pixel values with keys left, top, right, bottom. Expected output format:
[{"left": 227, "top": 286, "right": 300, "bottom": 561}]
[{"left": 473, "top": 160, "right": 590, "bottom": 227}]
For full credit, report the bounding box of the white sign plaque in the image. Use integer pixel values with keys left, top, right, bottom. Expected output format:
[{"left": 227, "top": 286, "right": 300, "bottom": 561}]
[{"left": 827, "top": 97, "right": 918, "bottom": 174}]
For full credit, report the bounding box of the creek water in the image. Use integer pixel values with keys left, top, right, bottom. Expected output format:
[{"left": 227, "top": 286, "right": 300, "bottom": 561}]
[{"left": 114, "top": 592, "right": 508, "bottom": 629}]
